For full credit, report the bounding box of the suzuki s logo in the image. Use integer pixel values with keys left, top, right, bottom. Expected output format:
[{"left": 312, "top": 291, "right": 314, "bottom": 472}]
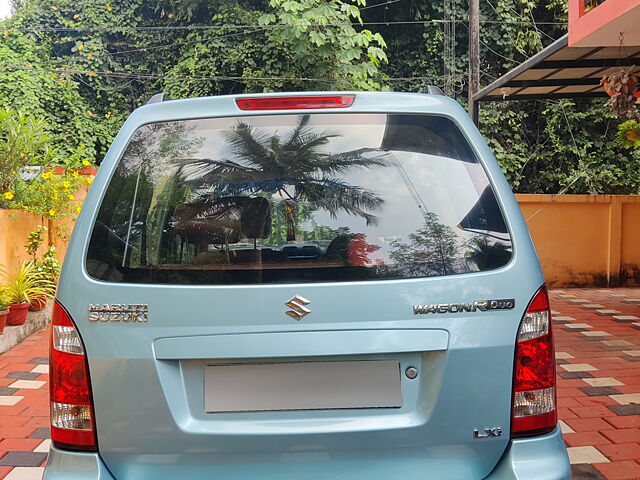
[{"left": 285, "top": 295, "right": 311, "bottom": 321}]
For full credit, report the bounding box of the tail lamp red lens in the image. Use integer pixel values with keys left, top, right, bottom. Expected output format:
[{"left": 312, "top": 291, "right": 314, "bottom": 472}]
[
  {"left": 235, "top": 95, "right": 355, "bottom": 111},
  {"left": 512, "top": 285, "right": 557, "bottom": 437},
  {"left": 50, "top": 301, "right": 97, "bottom": 451}
]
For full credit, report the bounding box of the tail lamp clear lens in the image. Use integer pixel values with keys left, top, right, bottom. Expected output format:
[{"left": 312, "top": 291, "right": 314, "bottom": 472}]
[
  {"left": 53, "top": 325, "right": 84, "bottom": 355},
  {"left": 512, "top": 286, "right": 557, "bottom": 437},
  {"left": 50, "top": 301, "right": 97, "bottom": 451}
]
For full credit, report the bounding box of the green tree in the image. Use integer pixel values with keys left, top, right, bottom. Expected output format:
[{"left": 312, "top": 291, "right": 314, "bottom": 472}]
[
  {"left": 0, "top": 30, "right": 118, "bottom": 163},
  {"left": 0, "top": 108, "right": 51, "bottom": 195},
  {"left": 258, "top": 0, "right": 388, "bottom": 90}
]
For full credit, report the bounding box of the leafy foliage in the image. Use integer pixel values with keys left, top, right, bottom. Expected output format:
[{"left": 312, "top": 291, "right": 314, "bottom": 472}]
[
  {"left": 616, "top": 120, "right": 640, "bottom": 150},
  {"left": 258, "top": 0, "right": 388, "bottom": 90},
  {"left": 0, "top": 261, "right": 57, "bottom": 304},
  {"left": 0, "top": 31, "right": 117, "bottom": 162},
  {"left": 0, "top": 295, "right": 9, "bottom": 312},
  {"left": 0, "top": 107, "right": 93, "bottom": 218},
  {"left": 480, "top": 99, "right": 640, "bottom": 194},
  {"left": 1, "top": 0, "right": 638, "bottom": 194},
  {"left": 25, "top": 225, "right": 61, "bottom": 282},
  {"left": 0, "top": 108, "right": 51, "bottom": 194}
]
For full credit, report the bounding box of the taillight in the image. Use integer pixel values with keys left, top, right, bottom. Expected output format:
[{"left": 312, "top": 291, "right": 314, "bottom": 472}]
[
  {"left": 512, "top": 285, "right": 557, "bottom": 437},
  {"left": 235, "top": 95, "right": 355, "bottom": 111},
  {"left": 50, "top": 301, "right": 97, "bottom": 451}
]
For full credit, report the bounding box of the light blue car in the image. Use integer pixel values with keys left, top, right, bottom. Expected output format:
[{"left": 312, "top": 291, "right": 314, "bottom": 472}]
[{"left": 45, "top": 91, "right": 570, "bottom": 480}]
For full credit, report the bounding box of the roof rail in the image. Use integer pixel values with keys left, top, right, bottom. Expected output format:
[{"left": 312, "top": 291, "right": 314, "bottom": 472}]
[
  {"left": 147, "top": 93, "right": 169, "bottom": 104},
  {"left": 425, "top": 85, "right": 445, "bottom": 95}
]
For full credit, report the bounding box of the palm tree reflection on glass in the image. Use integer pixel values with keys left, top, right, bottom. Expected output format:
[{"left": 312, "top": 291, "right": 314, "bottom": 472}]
[{"left": 173, "top": 115, "right": 389, "bottom": 242}]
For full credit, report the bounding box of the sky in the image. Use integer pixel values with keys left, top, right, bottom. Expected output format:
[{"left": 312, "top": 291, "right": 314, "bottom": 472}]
[{"left": 0, "top": 0, "right": 11, "bottom": 20}]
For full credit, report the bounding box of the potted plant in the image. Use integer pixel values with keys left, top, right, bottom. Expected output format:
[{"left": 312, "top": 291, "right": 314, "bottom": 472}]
[
  {"left": 24, "top": 227, "right": 60, "bottom": 311},
  {"left": 600, "top": 67, "right": 640, "bottom": 118},
  {"left": 0, "top": 262, "right": 56, "bottom": 326},
  {"left": 0, "top": 294, "right": 9, "bottom": 334},
  {"left": 29, "top": 248, "right": 61, "bottom": 311}
]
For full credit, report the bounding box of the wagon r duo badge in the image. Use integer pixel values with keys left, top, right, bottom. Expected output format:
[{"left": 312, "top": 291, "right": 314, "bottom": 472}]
[
  {"left": 413, "top": 299, "right": 515, "bottom": 315},
  {"left": 88, "top": 304, "right": 149, "bottom": 323}
]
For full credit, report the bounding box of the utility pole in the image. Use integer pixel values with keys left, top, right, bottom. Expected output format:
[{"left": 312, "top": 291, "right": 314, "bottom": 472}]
[
  {"left": 468, "top": 0, "right": 480, "bottom": 124},
  {"left": 443, "top": 0, "right": 455, "bottom": 96}
]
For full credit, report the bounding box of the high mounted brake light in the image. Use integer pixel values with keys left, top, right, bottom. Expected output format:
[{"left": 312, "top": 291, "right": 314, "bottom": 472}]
[
  {"left": 235, "top": 95, "right": 355, "bottom": 111},
  {"left": 50, "top": 301, "right": 97, "bottom": 451},
  {"left": 511, "top": 285, "right": 557, "bottom": 437}
]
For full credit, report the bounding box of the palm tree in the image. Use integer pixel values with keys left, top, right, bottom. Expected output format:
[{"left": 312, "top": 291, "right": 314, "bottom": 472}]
[{"left": 174, "top": 115, "right": 389, "bottom": 241}]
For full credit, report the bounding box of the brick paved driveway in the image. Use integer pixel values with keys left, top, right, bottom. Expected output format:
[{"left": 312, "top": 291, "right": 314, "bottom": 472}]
[{"left": 0, "top": 288, "right": 638, "bottom": 480}]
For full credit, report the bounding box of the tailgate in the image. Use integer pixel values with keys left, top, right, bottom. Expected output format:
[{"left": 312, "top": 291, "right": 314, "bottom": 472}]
[
  {"left": 57, "top": 94, "right": 543, "bottom": 479},
  {"left": 65, "top": 278, "right": 528, "bottom": 480}
]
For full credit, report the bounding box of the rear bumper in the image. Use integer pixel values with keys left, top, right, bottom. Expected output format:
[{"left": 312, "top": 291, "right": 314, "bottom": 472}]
[
  {"left": 44, "top": 446, "right": 115, "bottom": 480},
  {"left": 43, "top": 427, "right": 569, "bottom": 480},
  {"left": 485, "top": 426, "right": 571, "bottom": 480}
]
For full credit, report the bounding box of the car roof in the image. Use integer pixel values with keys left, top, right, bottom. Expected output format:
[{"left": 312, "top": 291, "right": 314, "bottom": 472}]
[{"left": 128, "top": 91, "right": 467, "bottom": 126}]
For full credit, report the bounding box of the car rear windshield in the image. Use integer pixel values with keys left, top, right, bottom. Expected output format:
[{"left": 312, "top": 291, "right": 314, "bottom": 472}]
[{"left": 86, "top": 113, "right": 512, "bottom": 284}]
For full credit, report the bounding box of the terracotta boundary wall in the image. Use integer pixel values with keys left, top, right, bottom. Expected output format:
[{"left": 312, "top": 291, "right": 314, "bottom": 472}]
[
  {"left": 0, "top": 212, "right": 81, "bottom": 278},
  {"left": 0, "top": 182, "right": 91, "bottom": 278},
  {"left": 516, "top": 194, "right": 640, "bottom": 287},
  {"left": 1, "top": 192, "right": 638, "bottom": 288}
]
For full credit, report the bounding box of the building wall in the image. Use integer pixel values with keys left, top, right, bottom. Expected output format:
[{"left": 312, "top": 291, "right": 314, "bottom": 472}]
[{"left": 516, "top": 194, "right": 640, "bottom": 287}]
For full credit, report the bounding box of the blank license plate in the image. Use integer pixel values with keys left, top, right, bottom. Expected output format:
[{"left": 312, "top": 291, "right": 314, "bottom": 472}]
[{"left": 204, "top": 360, "right": 402, "bottom": 413}]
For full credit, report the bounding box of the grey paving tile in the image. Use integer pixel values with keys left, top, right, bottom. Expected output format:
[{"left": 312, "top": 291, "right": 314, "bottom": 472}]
[
  {"left": 5, "top": 371, "right": 41, "bottom": 380},
  {"left": 27, "top": 357, "right": 48, "bottom": 365},
  {"left": 559, "top": 371, "right": 594, "bottom": 379},
  {"left": 579, "top": 386, "right": 623, "bottom": 396},
  {"left": 0, "top": 451, "right": 47, "bottom": 467},
  {"left": 581, "top": 304, "right": 605, "bottom": 310},
  {"left": 555, "top": 359, "right": 569, "bottom": 365},
  {"left": 28, "top": 427, "right": 50, "bottom": 439},
  {"left": 0, "top": 386, "right": 18, "bottom": 396},
  {"left": 570, "top": 464, "right": 606, "bottom": 480},
  {"left": 621, "top": 355, "right": 640, "bottom": 362},
  {"left": 607, "top": 404, "right": 640, "bottom": 416}
]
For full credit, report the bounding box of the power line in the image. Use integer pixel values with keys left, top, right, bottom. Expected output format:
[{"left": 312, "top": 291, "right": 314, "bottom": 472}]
[
  {"left": 3, "top": 63, "right": 449, "bottom": 83},
  {"left": 359, "top": 0, "right": 402, "bottom": 11},
  {"left": 108, "top": 27, "right": 270, "bottom": 56},
  {"left": 5, "top": 19, "right": 568, "bottom": 33}
]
